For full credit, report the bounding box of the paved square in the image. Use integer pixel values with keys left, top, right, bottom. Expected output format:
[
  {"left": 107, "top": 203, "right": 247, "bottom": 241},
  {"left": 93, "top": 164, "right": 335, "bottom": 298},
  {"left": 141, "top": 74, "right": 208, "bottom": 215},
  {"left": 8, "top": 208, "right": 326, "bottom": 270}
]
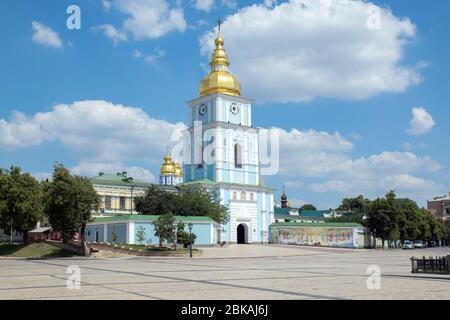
[{"left": 1, "top": 245, "right": 449, "bottom": 300}]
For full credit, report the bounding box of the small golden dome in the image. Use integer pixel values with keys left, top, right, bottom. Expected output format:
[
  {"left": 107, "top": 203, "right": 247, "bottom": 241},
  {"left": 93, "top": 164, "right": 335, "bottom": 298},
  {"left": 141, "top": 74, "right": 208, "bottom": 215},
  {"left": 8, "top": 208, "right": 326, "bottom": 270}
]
[
  {"left": 199, "top": 33, "right": 241, "bottom": 97},
  {"left": 160, "top": 154, "right": 175, "bottom": 175},
  {"left": 174, "top": 161, "right": 183, "bottom": 177}
]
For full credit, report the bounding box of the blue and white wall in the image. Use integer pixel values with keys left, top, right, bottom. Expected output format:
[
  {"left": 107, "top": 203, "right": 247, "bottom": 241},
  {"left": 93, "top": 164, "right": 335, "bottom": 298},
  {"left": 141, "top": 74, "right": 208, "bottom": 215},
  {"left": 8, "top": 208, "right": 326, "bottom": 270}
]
[{"left": 86, "top": 217, "right": 217, "bottom": 245}]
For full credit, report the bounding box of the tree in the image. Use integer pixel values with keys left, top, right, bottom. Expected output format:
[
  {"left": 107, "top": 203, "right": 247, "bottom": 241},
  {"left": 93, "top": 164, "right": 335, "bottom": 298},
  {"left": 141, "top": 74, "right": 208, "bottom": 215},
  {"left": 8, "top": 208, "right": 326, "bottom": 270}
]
[
  {"left": 153, "top": 213, "right": 178, "bottom": 249},
  {"left": 135, "top": 185, "right": 229, "bottom": 225},
  {"left": 300, "top": 204, "right": 316, "bottom": 211},
  {"left": 365, "top": 191, "right": 400, "bottom": 249},
  {"left": 176, "top": 222, "right": 197, "bottom": 248},
  {"left": 136, "top": 225, "right": 147, "bottom": 245},
  {"left": 45, "top": 164, "right": 101, "bottom": 246},
  {"left": 337, "top": 195, "right": 371, "bottom": 213},
  {"left": 0, "top": 167, "right": 44, "bottom": 243},
  {"left": 177, "top": 185, "right": 229, "bottom": 224}
]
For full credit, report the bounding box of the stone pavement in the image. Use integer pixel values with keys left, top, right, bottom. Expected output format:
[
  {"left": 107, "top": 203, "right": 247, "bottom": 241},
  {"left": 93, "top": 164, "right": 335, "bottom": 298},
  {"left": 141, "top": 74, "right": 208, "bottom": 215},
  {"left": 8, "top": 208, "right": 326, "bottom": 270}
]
[{"left": 0, "top": 244, "right": 449, "bottom": 300}]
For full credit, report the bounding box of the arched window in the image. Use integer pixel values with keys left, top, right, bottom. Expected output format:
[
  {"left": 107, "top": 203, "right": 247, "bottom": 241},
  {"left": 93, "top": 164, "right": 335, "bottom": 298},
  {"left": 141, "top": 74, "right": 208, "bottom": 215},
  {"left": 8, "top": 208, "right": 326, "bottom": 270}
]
[
  {"left": 234, "top": 143, "right": 242, "bottom": 168},
  {"left": 240, "top": 191, "right": 246, "bottom": 201},
  {"left": 232, "top": 192, "right": 237, "bottom": 200}
]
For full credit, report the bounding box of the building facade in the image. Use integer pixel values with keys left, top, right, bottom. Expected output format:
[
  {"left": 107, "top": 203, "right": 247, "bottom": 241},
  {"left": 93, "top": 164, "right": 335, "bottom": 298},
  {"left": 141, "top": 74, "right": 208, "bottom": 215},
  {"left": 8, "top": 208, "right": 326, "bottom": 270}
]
[
  {"left": 85, "top": 215, "right": 219, "bottom": 246},
  {"left": 181, "top": 31, "right": 274, "bottom": 244},
  {"left": 427, "top": 193, "right": 450, "bottom": 220}
]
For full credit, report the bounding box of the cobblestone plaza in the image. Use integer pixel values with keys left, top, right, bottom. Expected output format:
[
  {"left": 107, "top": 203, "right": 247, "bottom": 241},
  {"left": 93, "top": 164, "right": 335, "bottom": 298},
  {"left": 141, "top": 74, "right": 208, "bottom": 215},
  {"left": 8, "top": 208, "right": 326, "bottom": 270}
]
[{"left": 1, "top": 245, "right": 449, "bottom": 300}]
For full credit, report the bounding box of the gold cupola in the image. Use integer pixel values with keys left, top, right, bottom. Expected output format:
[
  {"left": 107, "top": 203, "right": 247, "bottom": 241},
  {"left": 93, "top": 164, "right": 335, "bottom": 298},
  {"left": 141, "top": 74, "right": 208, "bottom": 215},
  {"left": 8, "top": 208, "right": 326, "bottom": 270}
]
[
  {"left": 160, "top": 154, "right": 175, "bottom": 175},
  {"left": 199, "top": 24, "right": 241, "bottom": 97},
  {"left": 174, "top": 160, "right": 183, "bottom": 177}
]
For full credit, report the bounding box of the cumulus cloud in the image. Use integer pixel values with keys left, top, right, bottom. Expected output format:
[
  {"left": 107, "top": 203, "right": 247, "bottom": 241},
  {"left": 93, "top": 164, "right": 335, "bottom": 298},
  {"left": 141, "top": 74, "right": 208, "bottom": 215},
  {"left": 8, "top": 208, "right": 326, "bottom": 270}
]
[
  {"left": 407, "top": 107, "right": 435, "bottom": 135},
  {"left": 31, "top": 21, "right": 63, "bottom": 48},
  {"left": 117, "top": 0, "right": 186, "bottom": 39},
  {"left": 71, "top": 161, "right": 155, "bottom": 182},
  {"left": 194, "top": 0, "right": 214, "bottom": 11},
  {"left": 133, "top": 47, "right": 166, "bottom": 65},
  {"left": 0, "top": 101, "right": 186, "bottom": 163},
  {"left": 200, "top": 0, "right": 423, "bottom": 102},
  {"left": 92, "top": 24, "right": 128, "bottom": 45},
  {"left": 277, "top": 127, "right": 442, "bottom": 200},
  {"left": 95, "top": 0, "right": 186, "bottom": 44}
]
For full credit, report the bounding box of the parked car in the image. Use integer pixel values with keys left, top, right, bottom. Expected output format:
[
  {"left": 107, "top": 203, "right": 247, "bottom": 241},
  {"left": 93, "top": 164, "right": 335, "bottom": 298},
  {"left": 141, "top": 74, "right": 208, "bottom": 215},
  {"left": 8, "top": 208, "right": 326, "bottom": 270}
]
[
  {"left": 402, "top": 241, "right": 414, "bottom": 250},
  {"left": 414, "top": 240, "right": 424, "bottom": 248},
  {"left": 426, "top": 241, "right": 436, "bottom": 248}
]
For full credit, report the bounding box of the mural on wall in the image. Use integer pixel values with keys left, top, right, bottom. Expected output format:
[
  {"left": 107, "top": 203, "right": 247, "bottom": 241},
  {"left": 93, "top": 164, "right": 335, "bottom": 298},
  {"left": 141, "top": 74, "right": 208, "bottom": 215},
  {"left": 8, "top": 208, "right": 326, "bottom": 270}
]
[{"left": 270, "top": 226, "right": 355, "bottom": 248}]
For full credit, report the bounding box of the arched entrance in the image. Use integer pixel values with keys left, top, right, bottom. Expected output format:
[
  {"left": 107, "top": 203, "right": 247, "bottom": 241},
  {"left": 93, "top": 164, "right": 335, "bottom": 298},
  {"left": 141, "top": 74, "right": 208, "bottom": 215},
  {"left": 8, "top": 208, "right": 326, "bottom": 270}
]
[{"left": 237, "top": 224, "right": 246, "bottom": 244}]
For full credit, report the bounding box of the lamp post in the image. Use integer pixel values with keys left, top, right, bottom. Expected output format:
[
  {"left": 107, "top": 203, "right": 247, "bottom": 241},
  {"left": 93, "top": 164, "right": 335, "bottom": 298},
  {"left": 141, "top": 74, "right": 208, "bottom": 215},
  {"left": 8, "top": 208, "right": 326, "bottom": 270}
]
[{"left": 188, "top": 222, "right": 193, "bottom": 259}]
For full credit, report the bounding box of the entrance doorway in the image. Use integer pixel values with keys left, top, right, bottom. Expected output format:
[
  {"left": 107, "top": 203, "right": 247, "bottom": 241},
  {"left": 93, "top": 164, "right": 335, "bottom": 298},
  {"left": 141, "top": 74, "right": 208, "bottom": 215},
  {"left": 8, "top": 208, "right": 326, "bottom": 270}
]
[{"left": 237, "top": 224, "right": 246, "bottom": 244}]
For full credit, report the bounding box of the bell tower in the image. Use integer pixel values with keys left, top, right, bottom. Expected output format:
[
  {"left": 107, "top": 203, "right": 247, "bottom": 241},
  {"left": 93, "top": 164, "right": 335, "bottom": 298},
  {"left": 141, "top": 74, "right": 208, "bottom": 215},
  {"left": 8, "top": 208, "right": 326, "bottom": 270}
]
[{"left": 182, "top": 19, "right": 274, "bottom": 243}]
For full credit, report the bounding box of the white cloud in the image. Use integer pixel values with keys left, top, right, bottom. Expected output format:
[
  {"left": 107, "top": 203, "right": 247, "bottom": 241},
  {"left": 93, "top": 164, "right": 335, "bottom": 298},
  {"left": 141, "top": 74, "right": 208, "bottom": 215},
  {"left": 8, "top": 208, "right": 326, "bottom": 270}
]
[
  {"left": 133, "top": 47, "right": 166, "bottom": 65},
  {"left": 200, "top": 0, "right": 422, "bottom": 103},
  {"left": 31, "top": 21, "right": 63, "bottom": 48},
  {"left": 221, "top": 0, "right": 237, "bottom": 9},
  {"left": 407, "top": 107, "right": 435, "bottom": 135},
  {"left": 277, "top": 127, "right": 442, "bottom": 200},
  {"left": 71, "top": 161, "right": 155, "bottom": 182},
  {"left": 115, "top": 0, "right": 187, "bottom": 39},
  {"left": 194, "top": 0, "right": 214, "bottom": 11},
  {"left": 102, "top": 0, "right": 112, "bottom": 11},
  {"left": 0, "top": 101, "right": 186, "bottom": 165},
  {"left": 92, "top": 24, "right": 128, "bottom": 45}
]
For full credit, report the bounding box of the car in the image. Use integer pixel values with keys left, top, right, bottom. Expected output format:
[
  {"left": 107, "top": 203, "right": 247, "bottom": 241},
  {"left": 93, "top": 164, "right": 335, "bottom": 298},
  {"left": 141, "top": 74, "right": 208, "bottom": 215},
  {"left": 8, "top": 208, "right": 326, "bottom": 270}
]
[
  {"left": 414, "top": 240, "right": 424, "bottom": 249},
  {"left": 402, "top": 241, "right": 414, "bottom": 250}
]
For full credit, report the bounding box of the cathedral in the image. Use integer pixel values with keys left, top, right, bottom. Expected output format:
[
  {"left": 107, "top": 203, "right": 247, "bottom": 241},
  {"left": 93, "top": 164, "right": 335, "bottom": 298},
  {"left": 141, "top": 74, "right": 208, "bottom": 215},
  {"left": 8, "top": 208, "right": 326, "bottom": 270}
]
[
  {"left": 160, "top": 28, "right": 275, "bottom": 244},
  {"left": 87, "top": 27, "right": 275, "bottom": 245}
]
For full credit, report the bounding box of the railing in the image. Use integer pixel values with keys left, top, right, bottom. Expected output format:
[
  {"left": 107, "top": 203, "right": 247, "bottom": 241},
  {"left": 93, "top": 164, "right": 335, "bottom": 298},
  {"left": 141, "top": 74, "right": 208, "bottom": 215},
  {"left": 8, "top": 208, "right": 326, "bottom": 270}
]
[{"left": 411, "top": 256, "right": 450, "bottom": 274}]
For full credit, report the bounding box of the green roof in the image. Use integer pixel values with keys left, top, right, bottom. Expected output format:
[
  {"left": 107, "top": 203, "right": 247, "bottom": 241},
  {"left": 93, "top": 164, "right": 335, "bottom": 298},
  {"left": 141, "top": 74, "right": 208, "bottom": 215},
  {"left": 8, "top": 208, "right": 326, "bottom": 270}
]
[
  {"left": 90, "top": 173, "right": 152, "bottom": 188},
  {"left": 91, "top": 214, "right": 215, "bottom": 223},
  {"left": 271, "top": 222, "right": 363, "bottom": 228}
]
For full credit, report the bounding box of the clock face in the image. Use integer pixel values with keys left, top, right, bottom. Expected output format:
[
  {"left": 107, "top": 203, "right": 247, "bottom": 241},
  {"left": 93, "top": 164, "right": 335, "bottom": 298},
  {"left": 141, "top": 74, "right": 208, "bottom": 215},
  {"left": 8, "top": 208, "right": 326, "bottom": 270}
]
[
  {"left": 199, "top": 104, "right": 207, "bottom": 116},
  {"left": 230, "top": 103, "right": 240, "bottom": 114}
]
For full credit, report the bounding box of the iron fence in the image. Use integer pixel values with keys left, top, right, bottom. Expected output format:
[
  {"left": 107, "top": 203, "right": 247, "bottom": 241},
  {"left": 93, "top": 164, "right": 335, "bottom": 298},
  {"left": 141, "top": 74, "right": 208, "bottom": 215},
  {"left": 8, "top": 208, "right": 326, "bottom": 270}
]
[{"left": 411, "top": 256, "right": 450, "bottom": 274}]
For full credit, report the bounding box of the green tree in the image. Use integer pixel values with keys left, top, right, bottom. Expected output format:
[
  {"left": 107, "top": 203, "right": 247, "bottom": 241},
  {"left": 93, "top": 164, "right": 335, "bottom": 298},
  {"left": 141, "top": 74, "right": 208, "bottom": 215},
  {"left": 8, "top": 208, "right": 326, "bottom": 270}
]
[
  {"left": 45, "top": 164, "right": 101, "bottom": 246},
  {"left": 365, "top": 191, "right": 400, "bottom": 249},
  {"left": 153, "top": 213, "right": 177, "bottom": 249},
  {"left": 0, "top": 167, "right": 43, "bottom": 243},
  {"left": 176, "top": 222, "right": 197, "bottom": 248},
  {"left": 136, "top": 225, "right": 147, "bottom": 245},
  {"left": 177, "top": 185, "right": 229, "bottom": 224},
  {"left": 299, "top": 204, "right": 316, "bottom": 211},
  {"left": 337, "top": 195, "right": 371, "bottom": 213},
  {"left": 135, "top": 185, "right": 229, "bottom": 224}
]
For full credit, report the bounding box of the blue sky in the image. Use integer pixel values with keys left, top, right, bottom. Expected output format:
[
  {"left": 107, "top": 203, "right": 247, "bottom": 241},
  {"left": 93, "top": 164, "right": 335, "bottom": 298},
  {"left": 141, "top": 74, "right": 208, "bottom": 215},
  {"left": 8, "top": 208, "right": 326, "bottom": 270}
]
[{"left": 0, "top": 0, "right": 449, "bottom": 209}]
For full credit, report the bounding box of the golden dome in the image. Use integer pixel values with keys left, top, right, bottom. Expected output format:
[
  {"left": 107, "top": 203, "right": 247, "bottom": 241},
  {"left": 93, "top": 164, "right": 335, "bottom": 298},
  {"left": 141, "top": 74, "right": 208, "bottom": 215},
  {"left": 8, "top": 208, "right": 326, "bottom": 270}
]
[
  {"left": 160, "top": 154, "right": 175, "bottom": 175},
  {"left": 174, "top": 161, "right": 183, "bottom": 177},
  {"left": 199, "top": 34, "right": 241, "bottom": 97}
]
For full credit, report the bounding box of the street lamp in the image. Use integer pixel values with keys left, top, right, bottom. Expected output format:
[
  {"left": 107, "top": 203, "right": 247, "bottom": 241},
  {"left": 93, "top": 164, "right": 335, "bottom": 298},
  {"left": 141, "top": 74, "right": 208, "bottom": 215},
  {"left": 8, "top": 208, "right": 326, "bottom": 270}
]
[{"left": 188, "top": 223, "right": 193, "bottom": 259}]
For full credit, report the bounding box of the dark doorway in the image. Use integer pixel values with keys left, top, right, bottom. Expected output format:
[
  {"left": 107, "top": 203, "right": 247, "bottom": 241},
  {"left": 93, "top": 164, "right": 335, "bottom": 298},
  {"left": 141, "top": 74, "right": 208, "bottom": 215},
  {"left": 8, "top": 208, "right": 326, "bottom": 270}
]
[
  {"left": 95, "top": 231, "right": 99, "bottom": 242},
  {"left": 237, "top": 224, "right": 246, "bottom": 244}
]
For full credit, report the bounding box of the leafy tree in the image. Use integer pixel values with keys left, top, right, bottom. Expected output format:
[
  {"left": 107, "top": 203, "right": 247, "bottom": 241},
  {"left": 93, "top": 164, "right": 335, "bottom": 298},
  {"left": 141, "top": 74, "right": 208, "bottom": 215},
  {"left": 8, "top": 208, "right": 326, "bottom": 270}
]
[
  {"left": 177, "top": 185, "right": 229, "bottom": 224},
  {"left": 136, "top": 225, "right": 147, "bottom": 245},
  {"left": 0, "top": 167, "right": 43, "bottom": 243},
  {"left": 176, "top": 222, "right": 197, "bottom": 248},
  {"left": 45, "top": 164, "right": 101, "bottom": 245},
  {"left": 300, "top": 204, "right": 316, "bottom": 211},
  {"left": 365, "top": 191, "right": 400, "bottom": 249},
  {"left": 337, "top": 195, "right": 371, "bottom": 214},
  {"left": 153, "top": 213, "right": 177, "bottom": 249},
  {"left": 135, "top": 185, "right": 178, "bottom": 216},
  {"left": 135, "top": 185, "right": 229, "bottom": 224}
]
